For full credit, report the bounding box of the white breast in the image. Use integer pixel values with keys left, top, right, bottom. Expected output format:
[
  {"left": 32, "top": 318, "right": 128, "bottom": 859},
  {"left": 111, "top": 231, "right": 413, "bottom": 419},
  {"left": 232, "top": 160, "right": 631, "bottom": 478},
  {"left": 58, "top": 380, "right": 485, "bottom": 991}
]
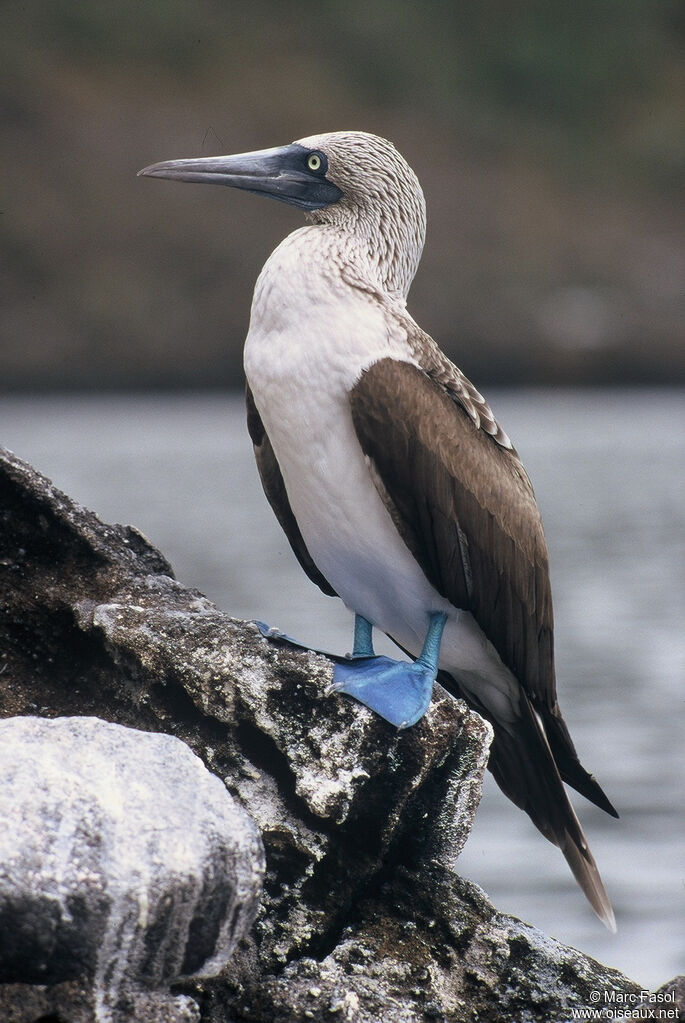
[{"left": 244, "top": 229, "right": 437, "bottom": 636}]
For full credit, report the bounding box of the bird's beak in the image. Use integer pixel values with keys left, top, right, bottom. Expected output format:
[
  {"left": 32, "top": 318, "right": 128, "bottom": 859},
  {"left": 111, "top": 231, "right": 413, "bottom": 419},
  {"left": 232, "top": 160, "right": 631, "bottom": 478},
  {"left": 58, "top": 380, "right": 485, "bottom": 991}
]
[{"left": 138, "top": 143, "right": 342, "bottom": 211}]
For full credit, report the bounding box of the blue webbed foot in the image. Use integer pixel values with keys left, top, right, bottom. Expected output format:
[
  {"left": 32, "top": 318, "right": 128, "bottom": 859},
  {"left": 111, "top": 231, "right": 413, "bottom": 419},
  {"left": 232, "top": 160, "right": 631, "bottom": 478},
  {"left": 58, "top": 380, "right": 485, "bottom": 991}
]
[
  {"left": 256, "top": 612, "right": 448, "bottom": 729},
  {"left": 253, "top": 620, "right": 306, "bottom": 648},
  {"left": 252, "top": 621, "right": 335, "bottom": 658},
  {"left": 253, "top": 616, "right": 374, "bottom": 661},
  {"left": 330, "top": 655, "right": 437, "bottom": 728},
  {"left": 330, "top": 611, "right": 448, "bottom": 729}
]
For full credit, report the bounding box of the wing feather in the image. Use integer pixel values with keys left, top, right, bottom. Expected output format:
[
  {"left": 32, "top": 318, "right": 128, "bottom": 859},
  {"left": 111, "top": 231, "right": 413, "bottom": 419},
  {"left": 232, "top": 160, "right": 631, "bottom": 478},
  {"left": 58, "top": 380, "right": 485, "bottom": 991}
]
[
  {"left": 349, "top": 357, "right": 555, "bottom": 707},
  {"left": 350, "top": 357, "right": 616, "bottom": 818}
]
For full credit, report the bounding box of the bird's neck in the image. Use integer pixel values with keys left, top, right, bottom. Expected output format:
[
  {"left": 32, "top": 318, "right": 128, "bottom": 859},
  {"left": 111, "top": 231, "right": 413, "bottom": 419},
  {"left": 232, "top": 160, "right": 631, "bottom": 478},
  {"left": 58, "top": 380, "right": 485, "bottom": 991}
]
[{"left": 309, "top": 199, "right": 426, "bottom": 300}]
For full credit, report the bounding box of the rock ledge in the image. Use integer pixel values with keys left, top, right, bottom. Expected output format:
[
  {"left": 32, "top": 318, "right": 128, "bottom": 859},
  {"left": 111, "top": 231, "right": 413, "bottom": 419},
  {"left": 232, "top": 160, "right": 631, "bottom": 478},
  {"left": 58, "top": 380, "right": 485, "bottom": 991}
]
[{"left": 0, "top": 446, "right": 665, "bottom": 1022}]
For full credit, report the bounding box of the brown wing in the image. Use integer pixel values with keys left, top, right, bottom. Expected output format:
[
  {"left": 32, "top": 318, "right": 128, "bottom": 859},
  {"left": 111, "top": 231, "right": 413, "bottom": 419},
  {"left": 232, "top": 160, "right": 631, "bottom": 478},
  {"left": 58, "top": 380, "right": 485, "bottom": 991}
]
[
  {"left": 351, "top": 358, "right": 617, "bottom": 819},
  {"left": 349, "top": 357, "right": 555, "bottom": 707},
  {"left": 246, "top": 384, "right": 337, "bottom": 597}
]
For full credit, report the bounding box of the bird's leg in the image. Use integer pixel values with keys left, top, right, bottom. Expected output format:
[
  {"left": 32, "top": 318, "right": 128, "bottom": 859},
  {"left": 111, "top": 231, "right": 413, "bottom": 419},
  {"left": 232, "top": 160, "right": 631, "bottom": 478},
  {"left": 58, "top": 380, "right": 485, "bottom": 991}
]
[
  {"left": 329, "top": 612, "right": 447, "bottom": 729},
  {"left": 352, "top": 614, "right": 375, "bottom": 657}
]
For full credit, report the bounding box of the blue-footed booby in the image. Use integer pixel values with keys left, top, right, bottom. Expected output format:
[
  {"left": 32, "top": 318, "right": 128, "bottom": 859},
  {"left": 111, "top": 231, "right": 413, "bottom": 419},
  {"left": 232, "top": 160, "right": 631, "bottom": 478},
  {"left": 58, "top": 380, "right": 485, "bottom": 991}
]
[{"left": 139, "top": 131, "right": 618, "bottom": 929}]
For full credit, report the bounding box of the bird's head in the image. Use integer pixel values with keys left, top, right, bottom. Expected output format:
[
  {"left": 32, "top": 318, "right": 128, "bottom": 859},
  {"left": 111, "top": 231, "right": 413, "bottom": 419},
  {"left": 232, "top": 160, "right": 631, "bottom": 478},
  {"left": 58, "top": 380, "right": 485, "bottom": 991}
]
[{"left": 139, "top": 131, "right": 426, "bottom": 296}]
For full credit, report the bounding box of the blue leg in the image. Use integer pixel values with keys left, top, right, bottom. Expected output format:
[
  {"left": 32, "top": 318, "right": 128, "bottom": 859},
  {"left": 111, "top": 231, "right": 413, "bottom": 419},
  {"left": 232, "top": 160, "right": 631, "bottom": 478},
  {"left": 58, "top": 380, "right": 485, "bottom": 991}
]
[
  {"left": 330, "top": 612, "right": 448, "bottom": 729},
  {"left": 352, "top": 614, "right": 375, "bottom": 656}
]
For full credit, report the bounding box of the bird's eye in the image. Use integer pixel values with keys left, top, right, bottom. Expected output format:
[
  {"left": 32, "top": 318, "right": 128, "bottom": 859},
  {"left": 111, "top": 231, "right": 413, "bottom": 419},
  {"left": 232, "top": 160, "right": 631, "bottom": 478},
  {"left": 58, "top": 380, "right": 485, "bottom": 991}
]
[{"left": 307, "top": 153, "right": 322, "bottom": 172}]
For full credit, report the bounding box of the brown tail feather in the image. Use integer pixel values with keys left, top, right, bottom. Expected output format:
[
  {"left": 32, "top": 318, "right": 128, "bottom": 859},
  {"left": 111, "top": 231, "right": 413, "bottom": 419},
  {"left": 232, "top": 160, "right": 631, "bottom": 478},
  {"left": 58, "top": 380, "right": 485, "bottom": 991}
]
[
  {"left": 487, "top": 697, "right": 615, "bottom": 930},
  {"left": 439, "top": 671, "right": 616, "bottom": 930},
  {"left": 560, "top": 823, "right": 616, "bottom": 932}
]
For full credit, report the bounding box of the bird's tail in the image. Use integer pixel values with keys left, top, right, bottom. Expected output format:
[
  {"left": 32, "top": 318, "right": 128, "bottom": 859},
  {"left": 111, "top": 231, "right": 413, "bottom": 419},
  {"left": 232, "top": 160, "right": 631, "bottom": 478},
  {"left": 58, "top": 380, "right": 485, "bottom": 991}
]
[
  {"left": 541, "top": 704, "right": 618, "bottom": 819},
  {"left": 442, "top": 673, "right": 616, "bottom": 931}
]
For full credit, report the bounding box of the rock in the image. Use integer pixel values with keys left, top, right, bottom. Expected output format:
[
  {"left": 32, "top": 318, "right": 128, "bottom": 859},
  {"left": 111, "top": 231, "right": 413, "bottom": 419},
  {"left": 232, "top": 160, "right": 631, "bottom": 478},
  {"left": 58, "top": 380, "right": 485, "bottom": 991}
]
[
  {"left": 658, "top": 976, "right": 685, "bottom": 1014},
  {"left": 0, "top": 715, "right": 264, "bottom": 1022},
  {"left": 0, "top": 445, "right": 646, "bottom": 1021},
  {"left": 233, "top": 867, "right": 642, "bottom": 1023}
]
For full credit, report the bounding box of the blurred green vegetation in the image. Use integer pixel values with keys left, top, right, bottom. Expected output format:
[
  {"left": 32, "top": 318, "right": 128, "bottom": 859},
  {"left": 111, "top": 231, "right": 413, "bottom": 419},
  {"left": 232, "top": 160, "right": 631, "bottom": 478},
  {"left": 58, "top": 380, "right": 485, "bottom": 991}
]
[
  {"left": 7, "top": 0, "right": 685, "bottom": 181},
  {"left": 2, "top": 0, "right": 684, "bottom": 388}
]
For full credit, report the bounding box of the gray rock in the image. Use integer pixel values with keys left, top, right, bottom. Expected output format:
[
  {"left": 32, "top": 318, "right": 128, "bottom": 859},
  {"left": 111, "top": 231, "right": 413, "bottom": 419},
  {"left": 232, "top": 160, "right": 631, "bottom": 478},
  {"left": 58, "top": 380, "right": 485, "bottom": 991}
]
[
  {"left": 0, "top": 445, "right": 650, "bottom": 1021},
  {"left": 238, "top": 866, "right": 643, "bottom": 1023},
  {"left": 0, "top": 715, "right": 264, "bottom": 1022}
]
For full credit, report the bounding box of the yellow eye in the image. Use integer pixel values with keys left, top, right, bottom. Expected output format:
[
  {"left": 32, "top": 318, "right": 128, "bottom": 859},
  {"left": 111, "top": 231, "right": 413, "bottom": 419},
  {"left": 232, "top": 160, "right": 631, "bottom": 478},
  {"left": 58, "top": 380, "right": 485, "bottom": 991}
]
[{"left": 307, "top": 153, "right": 322, "bottom": 172}]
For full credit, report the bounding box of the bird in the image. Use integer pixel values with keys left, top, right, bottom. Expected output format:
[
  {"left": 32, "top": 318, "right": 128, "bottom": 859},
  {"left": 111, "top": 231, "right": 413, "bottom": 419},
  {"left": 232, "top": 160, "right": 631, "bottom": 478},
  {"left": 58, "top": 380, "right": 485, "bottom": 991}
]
[{"left": 139, "top": 131, "right": 618, "bottom": 929}]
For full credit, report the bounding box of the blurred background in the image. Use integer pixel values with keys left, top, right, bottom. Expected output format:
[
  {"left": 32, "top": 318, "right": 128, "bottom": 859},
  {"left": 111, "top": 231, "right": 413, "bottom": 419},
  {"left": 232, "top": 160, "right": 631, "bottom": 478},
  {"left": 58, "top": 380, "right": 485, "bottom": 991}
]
[
  {"left": 2, "top": 0, "right": 685, "bottom": 389},
  {"left": 1, "top": 0, "right": 683, "bottom": 993}
]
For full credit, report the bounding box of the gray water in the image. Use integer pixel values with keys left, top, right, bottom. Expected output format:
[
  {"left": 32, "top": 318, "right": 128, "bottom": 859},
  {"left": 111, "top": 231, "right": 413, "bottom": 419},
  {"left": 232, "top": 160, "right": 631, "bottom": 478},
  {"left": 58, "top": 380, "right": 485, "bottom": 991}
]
[{"left": 1, "top": 390, "right": 683, "bottom": 990}]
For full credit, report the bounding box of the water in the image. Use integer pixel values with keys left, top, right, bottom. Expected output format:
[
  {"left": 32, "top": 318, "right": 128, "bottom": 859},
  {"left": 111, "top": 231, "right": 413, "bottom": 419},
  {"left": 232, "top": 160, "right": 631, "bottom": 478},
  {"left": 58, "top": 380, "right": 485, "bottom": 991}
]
[{"left": 1, "top": 390, "right": 683, "bottom": 989}]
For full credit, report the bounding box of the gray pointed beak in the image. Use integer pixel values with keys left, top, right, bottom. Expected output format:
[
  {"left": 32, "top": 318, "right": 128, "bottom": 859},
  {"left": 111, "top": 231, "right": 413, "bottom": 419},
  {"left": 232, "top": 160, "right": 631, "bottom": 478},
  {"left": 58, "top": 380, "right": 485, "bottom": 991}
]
[{"left": 138, "top": 143, "right": 342, "bottom": 211}]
